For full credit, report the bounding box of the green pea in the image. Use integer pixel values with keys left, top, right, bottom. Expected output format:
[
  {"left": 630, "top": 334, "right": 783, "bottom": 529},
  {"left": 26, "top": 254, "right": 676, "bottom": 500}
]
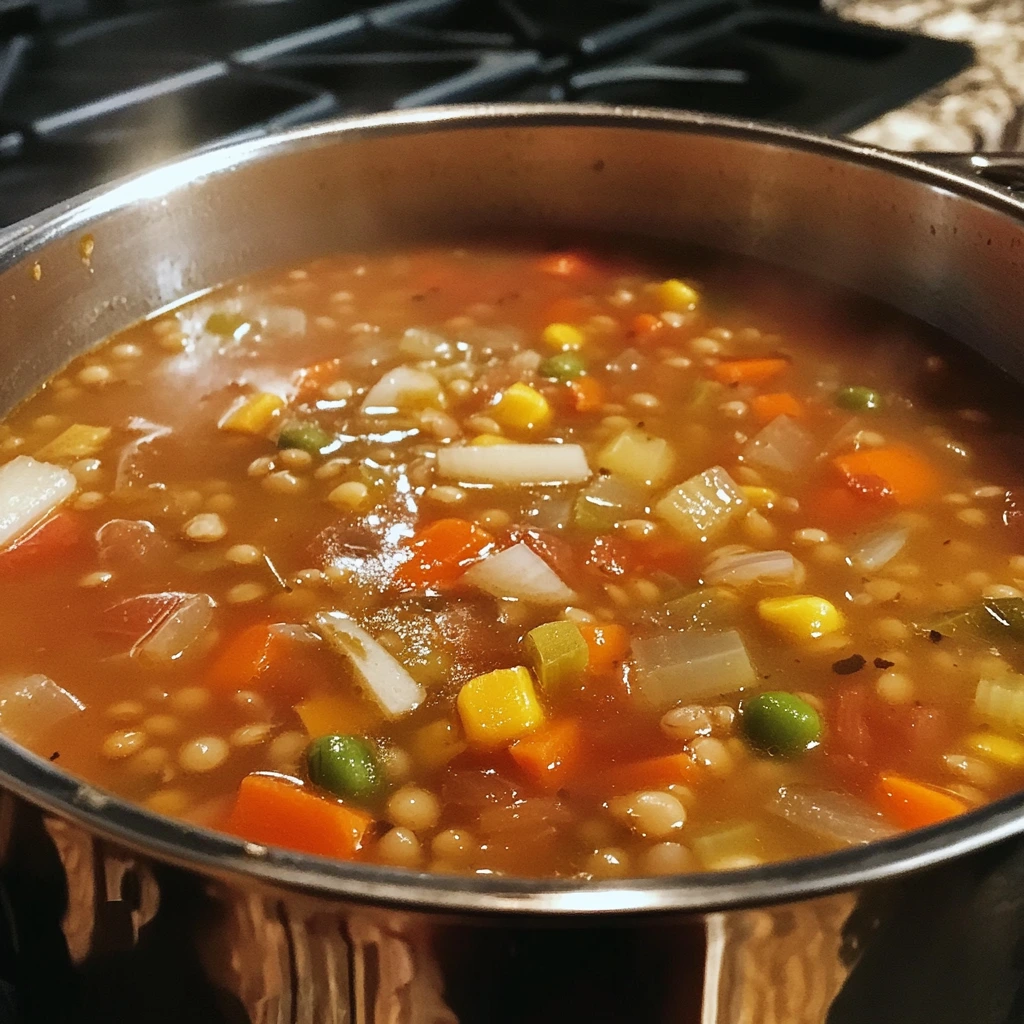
[
  {"left": 277, "top": 419, "right": 337, "bottom": 456},
  {"left": 307, "top": 734, "right": 382, "bottom": 803},
  {"left": 834, "top": 385, "right": 883, "bottom": 412},
  {"left": 741, "top": 692, "right": 821, "bottom": 756},
  {"left": 539, "top": 351, "right": 587, "bottom": 381},
  {"left": 205, "top": 311, "right": 250, "bottom": 338}
]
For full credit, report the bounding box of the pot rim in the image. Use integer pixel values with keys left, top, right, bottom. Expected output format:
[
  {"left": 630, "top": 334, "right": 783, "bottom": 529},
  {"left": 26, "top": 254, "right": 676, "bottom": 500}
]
[{"left": 3, "top": 102, "right": 1024, "bottom": 917}]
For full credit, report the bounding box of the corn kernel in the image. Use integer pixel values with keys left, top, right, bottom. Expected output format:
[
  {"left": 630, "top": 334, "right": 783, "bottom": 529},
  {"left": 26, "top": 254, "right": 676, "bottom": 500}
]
[
  {"left": 740, "top": 485, "right": 778, "bottom": 509},
  {"left": 757, "top": 595, "right": 843, "bottom": 641},
  {"left": 656, "top": 279, "right": 699, "bottom": 311},
  {"left": 492, "top": 382, "right": 552, "bottom": 433},
  {"left": 968, "top": 732, "right": 1024, "bottom": 767},
  {"left": 219, "top": 392, "right": 286, "bottom": 434},
  {"left": 542, "top": 322, "right": 585, "bottom": 351},
  {"left": 456, "top": 666, "right": 545, "bottom": 747},
  {"left": 470, "top": 433, "right": 513, "bottom": 447}
]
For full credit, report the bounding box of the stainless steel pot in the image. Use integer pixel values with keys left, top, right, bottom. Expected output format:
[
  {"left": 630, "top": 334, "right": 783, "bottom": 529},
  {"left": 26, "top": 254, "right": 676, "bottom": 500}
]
[{"left": 1, "top": 104, "right": 1024, "bottom": 1024}]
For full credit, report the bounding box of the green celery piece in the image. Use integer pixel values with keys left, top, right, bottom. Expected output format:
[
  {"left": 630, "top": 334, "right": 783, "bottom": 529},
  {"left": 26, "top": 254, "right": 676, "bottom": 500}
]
[
  {"left": 205, "top": 311, "right": 250, "bottom": 338},
  {"left": 278, "top": 419, "right": 337, "bottom": 456},
  {"left": 572, "top": 474, "right": 647, "bottom": 532},
  {"left": 662, "top": 586, "right": 740, "bottom": 628},
  {"left": 692, "top": 822, "right": 760, "bottom": 869},
  {"left": 524, "top": 621, "right": 588, "bottom": 692}
]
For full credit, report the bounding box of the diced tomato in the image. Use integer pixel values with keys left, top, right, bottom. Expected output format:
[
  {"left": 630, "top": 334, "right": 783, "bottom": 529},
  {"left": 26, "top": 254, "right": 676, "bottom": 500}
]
[
  {"left": 566, "top": 376, "right": 605, "bottom": 413},
  {"left": 630, "top": 313, "right": 665, "bottom": 342},
  {"left": 0, "top": 512, "right": 85, "bottom": 577},
  {"left": 585, "top": 535, "right": 636, "bottom": 578}
]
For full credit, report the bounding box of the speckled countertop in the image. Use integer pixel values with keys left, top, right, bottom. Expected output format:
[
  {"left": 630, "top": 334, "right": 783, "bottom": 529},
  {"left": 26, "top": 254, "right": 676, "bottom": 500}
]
[{"left": 832, "top": 0, "right": 1024, "bottom": 150}]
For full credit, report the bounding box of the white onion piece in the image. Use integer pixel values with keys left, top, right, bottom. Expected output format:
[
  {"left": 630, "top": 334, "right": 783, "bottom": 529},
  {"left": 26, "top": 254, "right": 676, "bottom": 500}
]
[
  {"left": 269, "top": 623, "right": 320, "bottom": 646},
  {"left": 742, "top": 415, "right": 815, "bottom": 475},
  {"left": 0, "top": 456, "right": 77, "bottom": 550},
  {"left": 704, "top": 549, "right": 804, "bottom": 588},
  {"left": 850, "top": 526, "right": 909, "bottom": 571},
  {"left": 0, "top": 674, "right": 85, "bottom": 743},
  {"left": 632, "top": 629, "right": 756, "bottom": 707},
  {"left": 462, "top": 542, "right": 575, "bottom": 605},
  {"left": 975, "top": 675, "right": 1024, "bottom": 733},
  {"left": 115, "top": 418, "right": 172, "bottom": 492},
  {"left": 136, "top": 593, "right": 215, "bottom": 665},
  {"left": 437, "top": 444, "right": 591, "bottom": 486},
  {"left": 313, "top": 611, "right": 425, "bottom": 718},
  {"left": 361, "top": 366, "right": 444, "bottom": 414},
  {"left": 770, "top": 785, "right": 897, "bottom": 846}
]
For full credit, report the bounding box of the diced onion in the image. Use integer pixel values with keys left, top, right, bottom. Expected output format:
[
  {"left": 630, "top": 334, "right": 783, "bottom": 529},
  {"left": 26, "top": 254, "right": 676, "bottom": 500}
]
[
  {"left": 975, "top": 674, "right": 1024, "bottom": 733},
  {"left": 462, "top": 542, "right": 575, "bottom": 605},
  {"left": 769, "top": 785, "right": 896, "bottom": 846},
  {"left": 136, "top": 593, "right": 215, "bottom": 664},
  {"left": 0, "top": 456, "right": 77, "bottom": 550},
  {"left": 312, "top": 611, "right": 425, "bottom": 718},
  {"left": 742, "top": 415, "right": 815, "bottom": 475},
  {"left": 704, "top": 549, "right": 804, "bottom": 588},
  {"left": 632, "top": 629, "right": 757, "bottom": 707},
  {"left": 0, "top": 674, "right": 85, "bottom": 744},
  {"left": 361, "top": 367, "right": 444, "bottom": 415},
  {"left": 850, "top": 526, "right": 909, "bottom": 571},
  {"left": 437, "top": 444, "right": 591, "bottom": 486}
]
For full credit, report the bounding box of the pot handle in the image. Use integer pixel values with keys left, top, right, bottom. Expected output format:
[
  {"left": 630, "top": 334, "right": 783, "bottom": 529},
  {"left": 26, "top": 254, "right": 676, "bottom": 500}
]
[{"left": 914, "top": 151, "right": 1024, "bottom": 192}]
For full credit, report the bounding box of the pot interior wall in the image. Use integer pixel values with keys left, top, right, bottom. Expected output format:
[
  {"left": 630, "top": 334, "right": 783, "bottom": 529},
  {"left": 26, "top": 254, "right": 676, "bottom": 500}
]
[{"left": 0, "top": 115, "right": 1021, "bottom": 412}]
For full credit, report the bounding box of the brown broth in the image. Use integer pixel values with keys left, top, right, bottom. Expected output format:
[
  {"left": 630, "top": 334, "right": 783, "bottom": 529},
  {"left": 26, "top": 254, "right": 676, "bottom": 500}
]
[{"left": 1, "top": 242, "right": 1023, "bottom": 878}]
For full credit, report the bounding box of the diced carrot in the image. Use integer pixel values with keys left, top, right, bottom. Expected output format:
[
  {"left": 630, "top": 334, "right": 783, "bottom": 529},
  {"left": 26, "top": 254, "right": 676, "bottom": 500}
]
[
  {"left": 578, "top": 623, "right": 630, "bottom": 675},
  {"left": 207, "top": 622, "right": 296, "bottom": 692},
  {"left": 294, "top": 358, "right": 344, "bottom": 399},
  {"left": 599, "top": 753, "right": 697, "bottom": 794},
  {"left": 874, "top": 772, "right": 967, "bottom": 830},
  {"left": 295, "top": 693, "right": 381, "bottom": 737},
  {"left": 630, "top": 313, "right": 664, "bottom": 341},
  {"left": 537, "top": 252, "right": 588, "bottom": 277},
  {"left": 752, "top": 392, "right": 803, "bottom": 422},
  {"left": 833, "top": 445, "right": 939, "bottom": 506},
  {"left": 712, "top": 358, "right": 789, "bottom": 386},
  {"left": 0, "top": 512, "right": 83, "bottom": 576},
  {"left": 509, "top": 718, "right": 583, "bottom": 791},
  {"left": 393, "top": 518, "right": 493, "bottom": 590},
  {"left": 567, "top": 376, "right": 605, "bottom": 413},
  {"left": 224, "top": 773, "right": 372, "bottom": 859}
]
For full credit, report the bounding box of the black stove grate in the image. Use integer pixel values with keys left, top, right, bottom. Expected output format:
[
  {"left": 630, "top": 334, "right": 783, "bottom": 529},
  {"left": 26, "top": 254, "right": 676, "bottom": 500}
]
[{"left": 0, "top": 0, "right": 974, "bottom": 228}]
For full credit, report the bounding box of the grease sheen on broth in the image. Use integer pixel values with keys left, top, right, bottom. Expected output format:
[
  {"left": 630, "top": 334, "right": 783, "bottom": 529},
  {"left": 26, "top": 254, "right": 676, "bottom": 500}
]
[{"left": 1, "top": 243, "right": 1023, "bottom": 878}]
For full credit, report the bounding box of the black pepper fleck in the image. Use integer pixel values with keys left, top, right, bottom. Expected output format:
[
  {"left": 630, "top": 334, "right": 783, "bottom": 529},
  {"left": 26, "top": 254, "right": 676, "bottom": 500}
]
[
  {"left": 873, "top": 657, "right": 895, "bottom": 669},
  {"left": 832, "top": 654, "right": 866, "bottom": 676},
  {"left": 928, "top": 629, "right": 943, "bottom": 643},
  {"left": 49, "top": 751, "right": 60, "bottom": 761}
]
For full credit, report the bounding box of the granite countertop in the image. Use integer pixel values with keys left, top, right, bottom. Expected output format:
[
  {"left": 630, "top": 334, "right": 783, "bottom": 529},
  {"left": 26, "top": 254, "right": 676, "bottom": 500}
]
[{"left": 832, "top": 0, "right": 1024, "bottom": 150}]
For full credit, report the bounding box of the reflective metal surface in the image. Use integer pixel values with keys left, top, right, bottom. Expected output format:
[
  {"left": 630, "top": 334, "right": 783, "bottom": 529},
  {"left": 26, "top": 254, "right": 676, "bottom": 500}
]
[{"left": 1, "top": 105, "right": 1024, "bottom": 1022}]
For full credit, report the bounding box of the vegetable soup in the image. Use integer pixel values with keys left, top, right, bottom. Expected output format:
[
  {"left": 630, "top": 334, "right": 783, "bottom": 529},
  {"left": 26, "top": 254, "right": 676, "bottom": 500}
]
[{"left": 1, "top": 243, "right": 1023, "bottom": 878}]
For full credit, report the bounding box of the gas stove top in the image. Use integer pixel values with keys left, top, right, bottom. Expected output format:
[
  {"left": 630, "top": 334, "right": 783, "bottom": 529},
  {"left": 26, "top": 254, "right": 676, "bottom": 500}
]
[{"left": 0, "top": 0, "right": 973, "bottom": 228}]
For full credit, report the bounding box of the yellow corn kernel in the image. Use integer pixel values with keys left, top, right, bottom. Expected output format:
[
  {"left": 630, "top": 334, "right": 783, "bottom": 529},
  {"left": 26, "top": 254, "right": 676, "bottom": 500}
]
[
  {"left": 470, "top": 433, "right": 513, "bottom": 447},
  {"left": 492, "top": 382, "right": 552, "bottom": 433},
  {"left": 757, "top": 595, "right": 843, "bottom": 641},
  {"left": 740, "top": 485, "right": 778, "bottom": 509},
  {"left": 457, "top": 666, "right": 545, "bottom": 747},
  {"left": 295, "top": 694, "right": 381, "bottom": 737},
  {"left": 35, "top": 424, "right": 111, "bottom": 460},
  {"left": 968, "top": 731, "right": 1024, "bottom": 767},
  {"left": 656, "top": 278, "right": 699, "bottom": 311},
  {"left": 541, "top": 322, "right": 585, "bottom": 351},
  {"left": 219, "top": 392, "right": 286, "bottom": 434}
]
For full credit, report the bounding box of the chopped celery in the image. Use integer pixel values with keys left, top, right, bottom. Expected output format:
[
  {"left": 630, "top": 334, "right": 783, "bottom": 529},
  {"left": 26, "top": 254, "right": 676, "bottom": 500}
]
[
  {"left": 540, "top": 352, "right": 587, "bottom": 381},
  {"left": 524, "top": 620, "right": 589, "bottom": 692},
  {"left": 596, "top": 429, "right": 674, "bottom": 488},
  {"left": 662, "top": 586, "right": 740, "bottom": 628},
  {"left": 655, "top": 465, "right": 746, "bottom": 543},
  {"left": 835, "top": 385, "right": 882, "bottom": 411},
  {"left": 205, "top": 311, "right": 250, "bottom": 338},
  {"left": 277, "top": 419, "right": 338, "bottom": 456},
  {"left": 687, "top": 378, "right": 723, "bottom": 410},
  {"left": 572, "top": 474, "right": 648, "bottom": 532},
  {"left": 35, "top": 424, "right": 111, "bottom": 460},
  {"left": 692, "top": 822, "right": 761, "bottom": 870}
]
